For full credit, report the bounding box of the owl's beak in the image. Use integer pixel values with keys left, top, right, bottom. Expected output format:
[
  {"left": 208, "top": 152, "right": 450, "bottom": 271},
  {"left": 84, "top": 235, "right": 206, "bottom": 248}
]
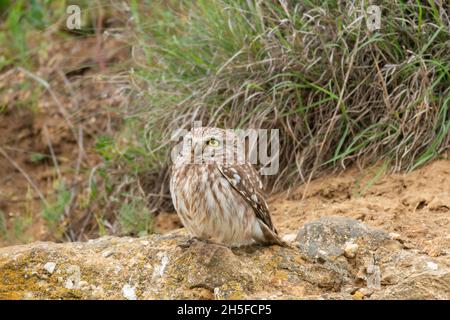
[{"left": 191, "top": 142, "right": 204, "bottom": 161}]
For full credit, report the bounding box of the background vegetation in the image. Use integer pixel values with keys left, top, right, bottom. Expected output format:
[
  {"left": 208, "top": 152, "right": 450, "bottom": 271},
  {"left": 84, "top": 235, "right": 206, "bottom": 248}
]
[{"left": 0, "top": 0, "right": 448, "bottom": 245}]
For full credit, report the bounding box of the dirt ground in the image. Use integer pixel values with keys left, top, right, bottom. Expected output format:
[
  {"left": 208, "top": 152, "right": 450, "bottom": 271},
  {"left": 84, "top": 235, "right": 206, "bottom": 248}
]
[
  {"left": 271, "top": 159, "right": 450, "bottom": 257},
  {"left": 0, "top": 34, "right": 128, "bottom": 246}
]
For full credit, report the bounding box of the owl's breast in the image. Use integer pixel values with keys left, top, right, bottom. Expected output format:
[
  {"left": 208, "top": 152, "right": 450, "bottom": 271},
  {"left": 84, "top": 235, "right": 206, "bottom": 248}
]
[{"left": 170, "top": 163, "right": 254, "bottom": 244}]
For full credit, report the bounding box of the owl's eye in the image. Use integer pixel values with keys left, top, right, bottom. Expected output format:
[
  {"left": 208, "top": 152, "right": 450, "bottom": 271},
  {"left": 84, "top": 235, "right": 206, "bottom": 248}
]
[{"left": 206, "top": 138, "right": 220, "bottom": 147}]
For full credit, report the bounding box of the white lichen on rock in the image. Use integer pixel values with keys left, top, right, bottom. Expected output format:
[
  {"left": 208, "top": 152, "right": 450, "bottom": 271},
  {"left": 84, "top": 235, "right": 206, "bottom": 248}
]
[
  {"left": 43, "top": 262, "right": 56, "bottom": 274},
  {"left": 152, "top": 252, "right": 169, "bottom": 279},
  {"left": 122, "top": 284, "right": 137, "bottom": 300}
]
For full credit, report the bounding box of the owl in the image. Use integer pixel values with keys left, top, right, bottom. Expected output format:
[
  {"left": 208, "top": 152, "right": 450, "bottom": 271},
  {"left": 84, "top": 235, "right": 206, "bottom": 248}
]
[{"left": 170, "top": 127, "right": 285, "bottom": 247}]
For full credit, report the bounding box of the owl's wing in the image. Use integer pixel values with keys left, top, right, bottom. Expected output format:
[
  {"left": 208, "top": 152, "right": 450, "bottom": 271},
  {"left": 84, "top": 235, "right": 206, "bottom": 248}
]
[{"left": 217, "top": 163, "right": 277, "bottom": 234}]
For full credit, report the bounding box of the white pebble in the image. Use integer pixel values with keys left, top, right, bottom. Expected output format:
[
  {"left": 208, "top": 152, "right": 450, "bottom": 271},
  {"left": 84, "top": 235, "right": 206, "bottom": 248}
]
[
  {"left": 344, "top": 242, "right": 359, "bottom": 258},
  {"left": 426, "top": 261, "right": 438, "bottom": 271},
  {"left": 43, "top": 262, "right": 56, "bottom": 274},
  {"left": 102, "top": 250, "right": 114, "bottom": 258},
  {"left": 64, "top": 279, "right": 74, "bottom": 289},
  {"left": 389, "top": 232, "right": 401, "bottom": 240},
  {"left": 281, "top": 233, "right": 297, "bottom": 243},
  {"left": 122, "top": 284, "right": 137, "bottom": 300},
  {"left": 152, "top": 252, "right": 169, "bottom": 278}
]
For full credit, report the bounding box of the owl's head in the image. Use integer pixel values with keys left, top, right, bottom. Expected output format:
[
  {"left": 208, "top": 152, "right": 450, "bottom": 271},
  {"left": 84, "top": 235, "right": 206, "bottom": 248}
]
[{"left": 174, "top": 127, "right": 245, "bottom": 165}]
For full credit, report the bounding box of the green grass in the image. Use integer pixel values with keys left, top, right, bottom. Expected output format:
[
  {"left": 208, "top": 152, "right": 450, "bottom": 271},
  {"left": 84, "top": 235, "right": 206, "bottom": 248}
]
[
  {"left": 0, "top": 0, "right": 114, "bottom": 70},
  {"left": 42, "top": 180, "right": 72, "bottom": 238},
  {"left": 0, "top": 0, "right": 61, "bottom": 68},
  {"left": 0, "top": 211, "right": 7, "bottom": 239},
  {"left": 118, "top": 199, "right": 154, "bottom": 237},
  {"left": 0, "top": 209, "right": 34, "bottom": 243}
]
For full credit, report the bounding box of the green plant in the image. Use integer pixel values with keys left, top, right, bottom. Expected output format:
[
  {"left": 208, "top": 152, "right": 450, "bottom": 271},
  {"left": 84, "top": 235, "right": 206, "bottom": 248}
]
[
  {"left": 4, "top": 0, "right": 29, "bottom": 66},
  {"left": 11, "top": 214, "right": 33, "bottom": 242},
  {"left": 0, "top": 211, "right": 7, "bottom": 240},
  {"left": 29, "top": 152, "right": 48, "bottom": 163},
  {"left": 42, "top": 181, "right": 72, "bottom": 237},
  {"left": 0, "top": 210, "right": 35, "bottom": 243},
  {"left": 118, "top": 199, "right": 154, "bottom": 237}
]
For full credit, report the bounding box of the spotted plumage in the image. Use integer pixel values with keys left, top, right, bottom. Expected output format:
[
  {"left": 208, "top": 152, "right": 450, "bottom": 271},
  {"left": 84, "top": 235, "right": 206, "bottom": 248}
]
[{"left": 170, "top": 127, "right": 285, "bottom": 247}]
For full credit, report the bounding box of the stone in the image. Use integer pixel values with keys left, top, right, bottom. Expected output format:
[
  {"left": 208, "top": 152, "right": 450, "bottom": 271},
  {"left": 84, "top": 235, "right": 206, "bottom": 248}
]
[
  {"left": 122, "top": 284, "right": 137, "bottom": 300},
  {"left": 102, "top": 250, "right": 114, "bottom": 258},
  {"left": 43, "top": 262, "right": 56, "bottom": 274},
  {"left": 343, "top": 242, "right": 359, "bottom": 258},
  {"left": 295, "top": 216, "right": 390, "bottom": 260},
  {"left": 0, "top": 218, "right": 448, "bottom": 300},
  {"left": 281, "top": 233, "right": 297, "bottom": 243}
]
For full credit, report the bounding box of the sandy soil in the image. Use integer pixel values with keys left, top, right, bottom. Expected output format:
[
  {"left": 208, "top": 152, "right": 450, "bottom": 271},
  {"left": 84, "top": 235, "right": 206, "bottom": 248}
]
[{"left": 270, "top": 159, "right": 450, "bottom": 257}]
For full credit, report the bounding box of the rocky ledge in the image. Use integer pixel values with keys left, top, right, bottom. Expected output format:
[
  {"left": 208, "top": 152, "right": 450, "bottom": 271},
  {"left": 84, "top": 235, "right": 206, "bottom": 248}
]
[{"left": 0, "top": 216, "right": 449, "bottom": 299}]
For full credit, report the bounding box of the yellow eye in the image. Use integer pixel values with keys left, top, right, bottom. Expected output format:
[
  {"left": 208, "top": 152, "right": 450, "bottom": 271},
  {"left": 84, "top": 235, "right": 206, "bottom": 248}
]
[{"left": 207, "top": 138, "right": 220, "bottom": 147}]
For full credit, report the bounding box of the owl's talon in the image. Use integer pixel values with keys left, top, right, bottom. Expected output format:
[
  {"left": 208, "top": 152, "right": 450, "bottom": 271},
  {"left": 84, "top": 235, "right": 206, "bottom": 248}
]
[
  {"left": 178, "top": 236, "right": 202, "bottom": 248},
  {"left": 178, "top": 236, "right": 230, "bottom": 248}
]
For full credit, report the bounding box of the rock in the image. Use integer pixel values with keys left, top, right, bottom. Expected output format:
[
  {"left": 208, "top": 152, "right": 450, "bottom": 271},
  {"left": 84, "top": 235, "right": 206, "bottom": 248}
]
[
  {"left": 0, "top": 218, "right": 448, "bottom": 300},
  {"left": 343, "top": 242, "right": 359, "bottom": 258},
  {"left": 370, "top": 260, "right": 450, "bottom": 300},
  {"left": 295, "top": 216, "right": 391, "bottom": 287},
  {"left": 122, "top": 284, "right": 137, "bottom": 300},
  {"left": 101, "top": 250, "right": 114, "bottom": 258},
  {"left": 352, "top": 287, "right": 373, "bottom": 300},
  {"left": 296, "top": 216, "right": 390, "bottom": 260},
  {"left": 389, "top": 232, "right": 401, "bottom": 240},
  {"left": 281, "top": 233, "right": 297, "bottom": 243},
  {"left": 294, "top": 216, "right": 449, "bottom": 299},
  {"left": 43, "top": 262, "right": 56, "bottom": 274}
]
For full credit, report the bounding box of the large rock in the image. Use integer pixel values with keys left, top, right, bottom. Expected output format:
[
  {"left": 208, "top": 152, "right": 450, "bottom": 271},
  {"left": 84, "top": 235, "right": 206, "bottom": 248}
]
[
  {"left": 296, "top": 216, "right": 390, "bottom": 259},
  {"left": 0, "top": 217, "right": 448, "bottom": 299},
  {"left": 295, "top": 216, "right": 450, "bottom": 299}
]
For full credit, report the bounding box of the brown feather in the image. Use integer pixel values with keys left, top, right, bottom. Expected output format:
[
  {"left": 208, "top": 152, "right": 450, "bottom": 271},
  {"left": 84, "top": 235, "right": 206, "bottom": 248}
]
[{"left": 217, "top": 163, "right": 285, "bottom": 245}]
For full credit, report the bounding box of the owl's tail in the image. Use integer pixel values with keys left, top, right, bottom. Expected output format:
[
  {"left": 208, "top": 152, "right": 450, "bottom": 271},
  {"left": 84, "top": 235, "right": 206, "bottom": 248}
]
[{"left": 259, "top": 222, "right": 290, "bottom": 247}]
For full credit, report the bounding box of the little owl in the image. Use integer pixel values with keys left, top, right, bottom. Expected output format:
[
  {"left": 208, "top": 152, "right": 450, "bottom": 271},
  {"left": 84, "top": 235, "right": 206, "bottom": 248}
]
[{"left": 170, "top": 127, "right": 285, "bottom": 247}]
